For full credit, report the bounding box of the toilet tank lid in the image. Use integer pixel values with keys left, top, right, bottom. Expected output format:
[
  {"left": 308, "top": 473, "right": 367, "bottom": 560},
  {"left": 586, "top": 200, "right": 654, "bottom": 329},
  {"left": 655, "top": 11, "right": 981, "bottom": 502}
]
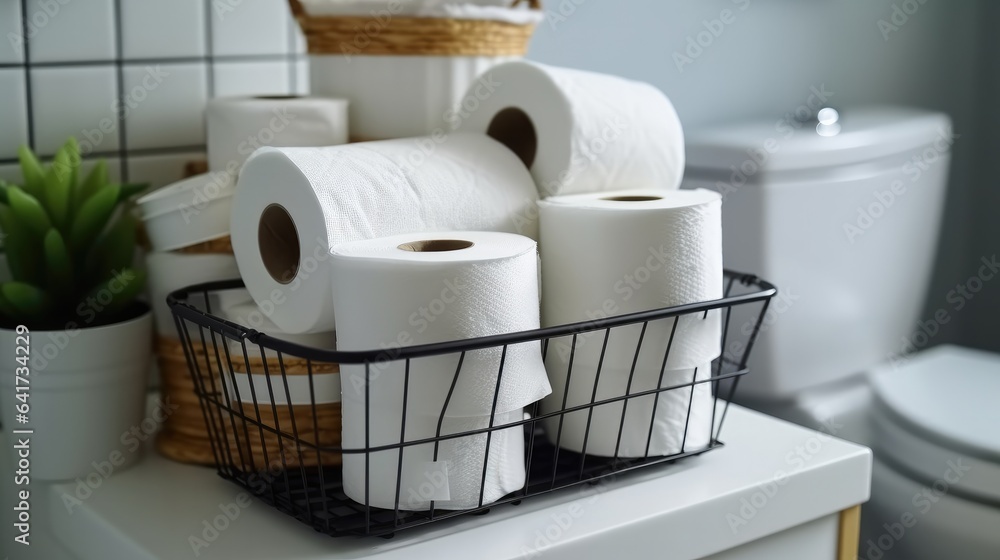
[
  {"left": 870, "top": 345, "right": 1000, "bottom": 461},
  {"left": 685, "top": 106, "right": 953, "bottom": 173}
]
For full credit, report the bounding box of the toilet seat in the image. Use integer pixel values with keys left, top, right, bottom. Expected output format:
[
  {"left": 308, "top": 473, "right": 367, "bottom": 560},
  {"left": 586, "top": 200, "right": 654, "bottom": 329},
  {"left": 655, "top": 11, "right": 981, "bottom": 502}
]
[{"left": 870, "top": 345, "right": 1000, "bottom": 506}]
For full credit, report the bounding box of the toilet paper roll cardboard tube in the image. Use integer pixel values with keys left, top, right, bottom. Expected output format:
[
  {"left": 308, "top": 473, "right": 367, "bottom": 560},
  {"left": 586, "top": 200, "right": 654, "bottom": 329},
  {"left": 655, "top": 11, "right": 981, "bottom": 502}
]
[
  {"left": 397, "top": 239, "right": 475, "bottom": 252},
  {"left": 486, "top": 107, "right": 538, "bottom": 168},
  {"left": 258, "top": 204, "right": 300, "bottom": 284},
  {"left": 603, "top": 195, "right": 664, "bottom": 202}
]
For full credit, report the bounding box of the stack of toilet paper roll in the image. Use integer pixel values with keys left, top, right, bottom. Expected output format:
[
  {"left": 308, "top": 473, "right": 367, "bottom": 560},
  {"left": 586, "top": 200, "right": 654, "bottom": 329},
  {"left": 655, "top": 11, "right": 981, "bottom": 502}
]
[
  {"left": 538, "top": 189, "right": 723, "bottom": 458},
  {"left": 171, "top": 49, "right": 701, "bottom": 503},
  {"left": 139, "top": 96, "right": 349, "bottom": 337},
  {"left": 330, "top": 232, "right": 550, "bottom": 510},
  {"left": 140, "top": 95, "right": 348, "bottom": 465},
  {"left": 230, "top": 133, "right": 539, "bottom": 334},
  {"left": 225, "top": 131, "right": 541, "bottom": 503},
  {"left": 138, "top": 167, "right": 242, "bottom": 464},
  {"left": 213, "top": 57, "right": 700, "bottom": 494},
  {"left": 292, "top": 0, "right": 543, "bottom": 140}
]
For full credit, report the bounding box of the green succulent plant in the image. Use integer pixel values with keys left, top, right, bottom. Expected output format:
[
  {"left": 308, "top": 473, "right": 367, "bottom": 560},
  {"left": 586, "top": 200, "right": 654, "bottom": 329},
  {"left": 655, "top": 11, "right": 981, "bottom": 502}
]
[{"left": 0, "top": 139, "right": 148, "bottom": 329}]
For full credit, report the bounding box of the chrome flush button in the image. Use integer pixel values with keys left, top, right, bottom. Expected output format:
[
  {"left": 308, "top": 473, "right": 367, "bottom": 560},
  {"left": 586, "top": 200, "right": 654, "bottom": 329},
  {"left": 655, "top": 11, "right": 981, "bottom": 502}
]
[{"left": 816, "top": 107, "right": 841, "bottom": 136}]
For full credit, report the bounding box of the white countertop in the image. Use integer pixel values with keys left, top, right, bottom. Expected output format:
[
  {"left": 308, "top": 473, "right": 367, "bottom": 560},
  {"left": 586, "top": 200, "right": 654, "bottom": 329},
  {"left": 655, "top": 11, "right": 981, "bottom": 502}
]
[{"left": 3, "top": 404, "right": 871, "bottom": 560}]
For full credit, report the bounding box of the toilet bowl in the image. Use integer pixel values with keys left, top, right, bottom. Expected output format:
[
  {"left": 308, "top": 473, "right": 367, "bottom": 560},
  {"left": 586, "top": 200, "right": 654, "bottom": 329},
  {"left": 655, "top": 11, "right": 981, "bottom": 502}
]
[
  {"left": 864, "top": 456, "right": 1000, "bottom": 560},
  {"left": 684, "top": 106, "right": 1000, "bottom": 558},
  {"left": 859, "top": 345, "right": 1000, "bottom": 560}
]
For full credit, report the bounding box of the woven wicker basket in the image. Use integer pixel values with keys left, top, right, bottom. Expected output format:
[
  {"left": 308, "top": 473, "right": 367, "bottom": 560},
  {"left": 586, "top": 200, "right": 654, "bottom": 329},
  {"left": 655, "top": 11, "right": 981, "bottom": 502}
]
[
  {"left": 183, "top": 159, "right": 209, "bottom": 178},
  {"left": 288, "top": 0, "right": 541, "bottom": 57},
  {"left": 173, "top": 236, "right": 234, "bottom": 255},
  {"left": 155, "top": 336, "right": 343, "bottom": 468}
]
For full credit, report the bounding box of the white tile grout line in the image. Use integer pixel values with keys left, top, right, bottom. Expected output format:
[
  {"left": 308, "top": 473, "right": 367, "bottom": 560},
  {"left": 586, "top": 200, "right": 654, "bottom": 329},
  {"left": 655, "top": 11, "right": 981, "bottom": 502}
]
[
  {"left": 8, "top": 0, "right": 305, "bottom": 166},
  {"left": 287, "top": 5, "right": 298, "bottom": 94},
  {"left": 204, "top": 0, "right": 216, "bottom": 99},
  {"left": 0, "top": 54, "right": 306, "bottom": 70},
  {"left": 0, "top": 145, "right": 209, "bottom": 166},
  {"left": 19, "top": 0, "right": 34, "bottom": 149},
  {"left": 112, "top": 0, "right": 129, "bottom": 181}
]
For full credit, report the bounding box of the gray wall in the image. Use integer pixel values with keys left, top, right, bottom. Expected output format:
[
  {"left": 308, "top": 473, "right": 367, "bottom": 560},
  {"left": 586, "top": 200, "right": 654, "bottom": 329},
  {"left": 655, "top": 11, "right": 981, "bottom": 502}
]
[
  {"left": 966, "top": 0, "right": 1000, "bottom": 351},
  {"left": 530, "top": 0, "right": 994, "bottom": 353}
]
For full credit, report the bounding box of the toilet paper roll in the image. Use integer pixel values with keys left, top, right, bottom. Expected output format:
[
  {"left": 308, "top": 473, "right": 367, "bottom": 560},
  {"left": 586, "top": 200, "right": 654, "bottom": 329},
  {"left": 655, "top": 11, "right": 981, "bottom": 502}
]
[
  {"left": 206, "top": 96, "right": 349, "bottom": 177},
  {"left": 331, "top": 231, "right": 549, "bottom": 510},
  {"left": 138, "top": 172, "right": 235, "bottom": 252},
  {"left": 219, "top": 363, "right": 341, "bottom": 408},
  {"left": 218, "top": 301, "right": 336, "bottom": 360},
  {"left": 538, "top": 189, "right": 723, "bottom": 457},
  {"left": 331, "top": 231, "right": 550, "bottom": 416},
  {"left": 146, "top": 252, "right": 240, "bottom": 338},
  {"left": 454, "top": 61, "right": 685, "bottom": 197},
  {"left": 230, "top": 134, "right": 539, "bottom": 334},
  {"left": 311, "top": 55, "right": 516, "bottom": 140},
  {"left": 543, "top": 362, "right": 714, "bottom": 457},
  {"left": 213, "top": 302, "right": 340, "bottom": 406},
  {"left": 210, "top": 288, "right": 254, "bottom": 314},
  {"left": 345, "top": 409, "right": 525, "bottom": 510},
  {"left": 220, "top": 369, "right": 341, "bottom": 406}
]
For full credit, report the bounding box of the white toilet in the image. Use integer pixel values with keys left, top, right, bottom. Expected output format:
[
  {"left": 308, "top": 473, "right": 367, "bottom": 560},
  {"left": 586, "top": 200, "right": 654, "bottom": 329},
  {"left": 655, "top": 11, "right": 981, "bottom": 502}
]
[{"left": 684, "top": 106, "right": 1000, "bottom": 559}]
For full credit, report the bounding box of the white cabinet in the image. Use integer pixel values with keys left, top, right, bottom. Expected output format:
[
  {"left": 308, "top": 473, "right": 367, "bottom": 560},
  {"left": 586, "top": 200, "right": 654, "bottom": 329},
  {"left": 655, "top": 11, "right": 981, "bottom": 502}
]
[{"left": 1, "top": 404, "right": 870, "bottom": 559}]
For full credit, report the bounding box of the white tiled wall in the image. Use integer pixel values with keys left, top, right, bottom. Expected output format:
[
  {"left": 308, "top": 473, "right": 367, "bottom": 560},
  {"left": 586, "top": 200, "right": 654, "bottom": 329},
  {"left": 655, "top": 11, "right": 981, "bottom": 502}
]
[
  {"left": 0, "top": 69, "right": 28, "bottom": 157},
  {"left": 0, "top": 1, "right": 24, "bottom": 65},
  {"left": 1, "top": 0, "right": 306, "bottom": 187},
  {"left": 31, "top": 66, "right": 121, "bottom": 154},
  {"left": 120, "top": 0, "right": 207, "bottom": 60},
  {"left": 28, "top": 0, "right": 117, "bottom": 63}
]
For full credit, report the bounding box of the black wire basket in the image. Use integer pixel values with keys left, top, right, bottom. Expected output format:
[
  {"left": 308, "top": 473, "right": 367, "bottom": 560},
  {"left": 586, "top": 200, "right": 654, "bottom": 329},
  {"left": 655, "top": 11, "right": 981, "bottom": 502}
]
[{"left": 168, "top": 271, "right": 776, "bottom": 538}]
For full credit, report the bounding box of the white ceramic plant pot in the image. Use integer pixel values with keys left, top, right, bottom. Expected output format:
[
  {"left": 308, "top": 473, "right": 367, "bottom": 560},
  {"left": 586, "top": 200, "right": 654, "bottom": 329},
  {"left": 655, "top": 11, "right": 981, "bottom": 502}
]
[{"left": 0, "top": 307, "right": 153, "bottom": 481}]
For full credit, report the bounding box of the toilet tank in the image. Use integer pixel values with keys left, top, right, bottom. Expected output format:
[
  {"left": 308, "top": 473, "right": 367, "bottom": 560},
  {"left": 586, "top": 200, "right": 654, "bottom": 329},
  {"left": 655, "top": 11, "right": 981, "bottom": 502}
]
[{"left": 684, "top": 106, "right": 952, "bottom": 399}]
